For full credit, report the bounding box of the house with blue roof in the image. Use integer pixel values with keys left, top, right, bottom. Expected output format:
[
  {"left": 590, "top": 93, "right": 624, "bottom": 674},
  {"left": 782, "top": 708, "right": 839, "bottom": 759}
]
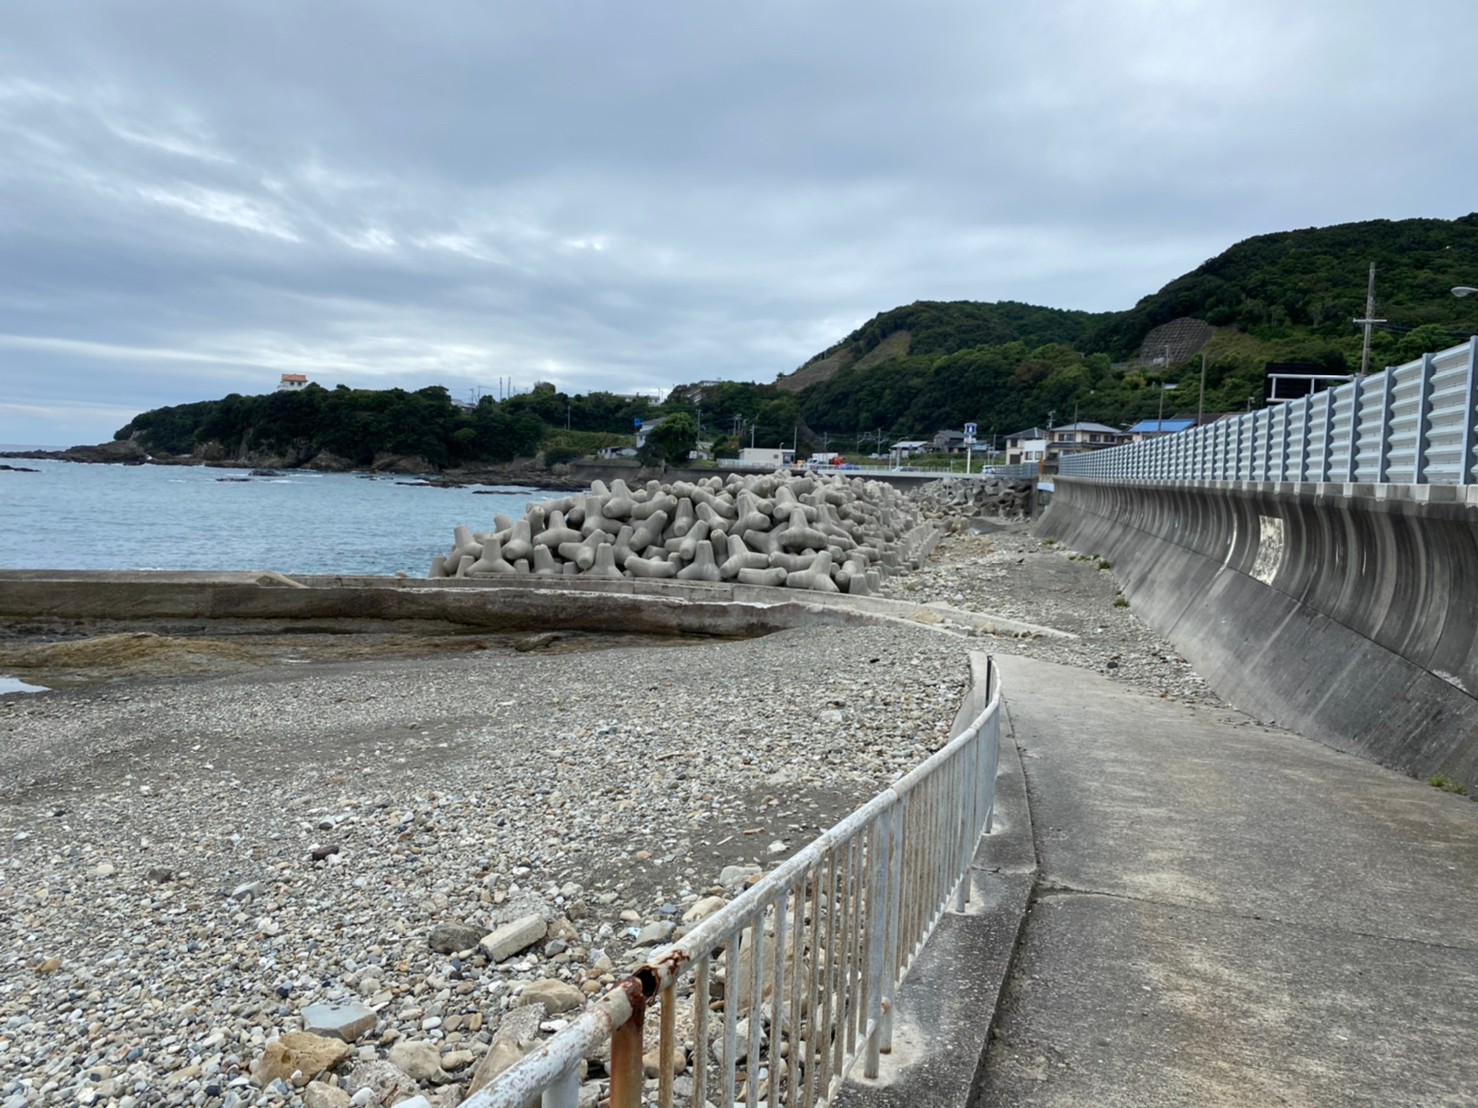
[{"left": 1126, "top": 417, "right": 1197, "bottom": 442}]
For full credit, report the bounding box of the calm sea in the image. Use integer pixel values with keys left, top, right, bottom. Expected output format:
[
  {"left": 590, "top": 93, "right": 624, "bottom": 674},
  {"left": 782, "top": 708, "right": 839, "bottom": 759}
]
[{"left": 0, "top": 455, "right": 552, "bottom": 576}]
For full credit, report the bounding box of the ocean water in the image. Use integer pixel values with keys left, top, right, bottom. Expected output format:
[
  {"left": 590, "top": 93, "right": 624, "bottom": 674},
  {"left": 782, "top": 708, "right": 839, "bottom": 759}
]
[{"left": 0, "top": 457, "right": 553, "bottom": 576}]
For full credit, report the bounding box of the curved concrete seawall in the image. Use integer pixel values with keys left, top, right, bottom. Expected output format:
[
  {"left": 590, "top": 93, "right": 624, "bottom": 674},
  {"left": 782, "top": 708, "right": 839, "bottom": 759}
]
[{"left": 1037, "top": 478, "right": 1478, "bottom": 785}]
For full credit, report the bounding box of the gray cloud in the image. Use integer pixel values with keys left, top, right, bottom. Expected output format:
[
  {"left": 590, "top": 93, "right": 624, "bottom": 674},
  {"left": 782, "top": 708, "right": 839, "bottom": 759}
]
[{"left": 2, "top": 0, "right": 1476, "bottom": 444}]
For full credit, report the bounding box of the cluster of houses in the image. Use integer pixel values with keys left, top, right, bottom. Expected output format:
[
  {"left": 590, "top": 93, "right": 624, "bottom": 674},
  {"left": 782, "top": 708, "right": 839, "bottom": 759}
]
[{"left": 905, "top": 419, "right": 1201, "bottom": 467}]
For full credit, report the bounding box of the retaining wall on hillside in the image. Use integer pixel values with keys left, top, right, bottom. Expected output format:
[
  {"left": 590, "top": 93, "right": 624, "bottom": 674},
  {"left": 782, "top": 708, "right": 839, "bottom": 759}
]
[{"left": 1036, "top": 478, "right": 1478, "bottom": 784}]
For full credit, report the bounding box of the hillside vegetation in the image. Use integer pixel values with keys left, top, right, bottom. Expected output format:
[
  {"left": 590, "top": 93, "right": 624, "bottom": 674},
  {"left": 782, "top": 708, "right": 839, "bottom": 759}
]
[{"left": 115, "top": 214, "right": 1478, "bottom": 465}]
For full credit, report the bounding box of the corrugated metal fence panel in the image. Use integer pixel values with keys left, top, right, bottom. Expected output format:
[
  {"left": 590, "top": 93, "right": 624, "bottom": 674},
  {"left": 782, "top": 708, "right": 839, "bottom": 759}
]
[
  {"left": 1424, "top": 343, "right": 1475, "bottom": 484},
  {"left": 1353, "top": 371, "right": 1389, "bottom": 483},
  {"left": 1327, "top": 378, "right": 1358, "bottom": 481},
  {"left": 1281, "top": 399, "right": 1305, "bottom": 481},
  {"left": 1384, "top": 359, "right": 1427, "bottom": 483}
]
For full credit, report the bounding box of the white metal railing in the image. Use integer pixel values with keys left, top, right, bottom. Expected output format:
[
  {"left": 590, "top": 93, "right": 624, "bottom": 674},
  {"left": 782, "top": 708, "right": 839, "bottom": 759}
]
[
  {"left": 994, "top": 461, "right": 1042, "bottom": 478},
  {"left": 1060, "top": 338, "right": 1478, "bottom": 484},
  {"left": 463, "top": 654, "right": 1002, "bottom": 1108}
]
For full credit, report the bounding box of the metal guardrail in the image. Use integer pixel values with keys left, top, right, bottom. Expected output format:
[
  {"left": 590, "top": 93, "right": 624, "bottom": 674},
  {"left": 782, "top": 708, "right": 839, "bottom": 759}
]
[
  {"left": 1060, "top": 338, "right": 1478, "bottom": 484},
  {"left": 993, "top": 462, "right": 1043, "bottom": 479},
  {"left": 464, "top": 654, "right": 1002, "bottom": 1108}
]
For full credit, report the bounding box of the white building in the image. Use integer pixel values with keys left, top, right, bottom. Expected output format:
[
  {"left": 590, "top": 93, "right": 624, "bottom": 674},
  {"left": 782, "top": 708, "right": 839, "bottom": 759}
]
[
  {"left": 739, "top": 447, "right": 795, "bottom": 467},
  {"left": 277, "top": 373, "right": 309, "bottom": 392}
]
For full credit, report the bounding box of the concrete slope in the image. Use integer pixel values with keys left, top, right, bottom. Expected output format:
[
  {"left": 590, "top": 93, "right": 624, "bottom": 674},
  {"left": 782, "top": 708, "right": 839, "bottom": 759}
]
[
  {"left": 972, "top": 654, "right": 1478, "bottom": 1108},
  {"left": 1034, "top": 479, "right": 1478, "bottom": 785}
]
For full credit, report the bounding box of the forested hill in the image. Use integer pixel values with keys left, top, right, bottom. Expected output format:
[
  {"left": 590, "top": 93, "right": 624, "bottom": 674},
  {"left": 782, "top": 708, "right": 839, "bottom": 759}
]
[
  {"left": 1084, "top": 214, "right": 1478, "bottom": 358},
  {"left": 777, "top": 300, "right": 1110, "bottom": 392},
  {"left": 786, "top": 213, "right": 1478, "bottom": 437}
]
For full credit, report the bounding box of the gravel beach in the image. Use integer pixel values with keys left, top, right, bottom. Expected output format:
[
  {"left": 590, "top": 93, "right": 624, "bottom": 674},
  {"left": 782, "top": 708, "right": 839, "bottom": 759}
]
[{"left": 0, "top": 506, "right": 1216, "bottom": 1107}]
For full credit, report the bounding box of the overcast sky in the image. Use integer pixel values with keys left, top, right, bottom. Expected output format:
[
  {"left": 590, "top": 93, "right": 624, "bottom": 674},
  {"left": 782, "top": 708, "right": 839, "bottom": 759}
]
[{"left": 3, "top": 1, "right": 1476, "bottom": 446}]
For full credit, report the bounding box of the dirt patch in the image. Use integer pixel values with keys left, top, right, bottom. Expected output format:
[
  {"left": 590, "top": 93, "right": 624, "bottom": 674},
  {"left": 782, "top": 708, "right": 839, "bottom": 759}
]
[
  {"left": 0, "top": 632, "right": 262, "bottom": 680},
  {"left": 0, "top": 626, "right": 705, "bottom": 686}
]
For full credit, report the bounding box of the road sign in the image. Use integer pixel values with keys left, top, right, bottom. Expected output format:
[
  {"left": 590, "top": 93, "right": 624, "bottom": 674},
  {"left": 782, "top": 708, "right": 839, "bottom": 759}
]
[
  {"left": 964, "top": 421, "right": 977, "bottom": 444},
  {"left": 634, "top": 418, "right": 643, "bottom": 430}
]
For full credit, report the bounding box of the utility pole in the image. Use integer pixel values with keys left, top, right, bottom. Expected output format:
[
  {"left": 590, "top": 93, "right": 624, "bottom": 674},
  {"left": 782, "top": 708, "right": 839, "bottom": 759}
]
[
  {"left": 1355, "top": 262, "right": 1384, "bottom": 376},
  {"left": 1198, "top": 352, "right": 1207, "bottom": 426}
]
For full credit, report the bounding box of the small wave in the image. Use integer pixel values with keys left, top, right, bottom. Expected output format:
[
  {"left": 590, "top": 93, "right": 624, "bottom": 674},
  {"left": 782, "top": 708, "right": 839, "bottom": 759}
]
[{"left": 0, "top": 675, "right": 49, "bottom": 695}]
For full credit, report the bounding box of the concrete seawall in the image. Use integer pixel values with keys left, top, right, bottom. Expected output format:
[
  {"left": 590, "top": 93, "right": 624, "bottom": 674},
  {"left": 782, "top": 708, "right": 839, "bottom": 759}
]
[{"left": 1036, "top": 478, "right": 1478, "bottom": 785}]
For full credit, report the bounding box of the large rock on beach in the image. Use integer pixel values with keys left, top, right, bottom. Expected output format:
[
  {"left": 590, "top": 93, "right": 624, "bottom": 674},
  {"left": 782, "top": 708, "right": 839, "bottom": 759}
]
[
  {"left": 428, "top": 920, "right": 487, "bottom": 954},
  {"left": 301, "top": 1000, "right": 378, "bottom": 1043},
  {"left": 252, "top": 1031, "right": 352, "bottom": 1086},
  {"left": 516, "top": 978, "right": 585, "bottom": 1014},
  {"left": 388, "top": 1040, "right": 445, "bottom": 1083},
  {"left": 479, "top": 913, "right": 548, "bottom": 962}
]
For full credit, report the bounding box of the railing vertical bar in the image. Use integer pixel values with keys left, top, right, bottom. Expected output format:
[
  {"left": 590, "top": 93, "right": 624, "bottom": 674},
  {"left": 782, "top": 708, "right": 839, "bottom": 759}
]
[
  {"left": 835, "top": 839, "right": 857, "bottom": 1082},
  {"left": 767, "top": 892, "right": 788, "bottom": 1108},
  {"left": 855, "top": 825, "right": 873, "bottom": 1068},
  {"left": 958, "top": 732, "right": 977, "bottom": 911},
  {"left": 609, "top": 1004, "right": 644, "bottom": 1108},
  {"left": 1346, "top": 378, "right": 1361, "bottom": 482},
  {"left": 658, "top": 981, "right": 676, "bottom": 1108},
  {"left": 933, "top": 760, "right": 946, "bottom": 926},
  {"left": 863, "top": 808, "right": 892, "bottom": 1079},
  {"left": 804, "top": 860, "right": 824, "bottom": 1104},
  {"left": 787, "top": 880, "right": 806, "bottom": 1104},
  {"left": 846, "top": 833, "right": 864, "bottom": 1056},
  {"left": 722, "top": 938, "right": 740, "bottom": 1108},
  {"left": 745, "top": 918, "right": 765, "bottom": 1108},
  {"left": 880, "top": 794, "right": 907, "bottom": 1055},
  {"left": 786, "top": 880, "right": 809, "bottom": 1105},
  {"left": 692, "top": 956, "right": 710, "bottom": 1108},
  {"left": 839, "top": 839, "right": 863, "bottom": 1063},
  {"left": 819, "top": 849, "right": 841, "bottom": 1098},
  {"left": 540, "top": 1066, "right": 579, "bottom": 1108}
]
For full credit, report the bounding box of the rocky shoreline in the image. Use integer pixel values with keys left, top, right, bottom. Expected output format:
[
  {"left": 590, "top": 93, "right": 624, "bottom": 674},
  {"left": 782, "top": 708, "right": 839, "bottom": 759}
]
[
  {"left": 0, "top": 488, "right": 1218, "bottom": 1108},
  {"left": 0, "top": 442, "right": 586, "bottom": 493}
]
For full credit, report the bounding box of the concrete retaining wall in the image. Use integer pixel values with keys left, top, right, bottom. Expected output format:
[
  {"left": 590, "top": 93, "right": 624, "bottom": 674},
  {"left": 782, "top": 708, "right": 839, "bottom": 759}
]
[
  {"left": 1037, "top": 478, "right": 1478, "bottom": 785},
  {"left": 0, "top": 568, "right": 1060, "bottom": 641}
]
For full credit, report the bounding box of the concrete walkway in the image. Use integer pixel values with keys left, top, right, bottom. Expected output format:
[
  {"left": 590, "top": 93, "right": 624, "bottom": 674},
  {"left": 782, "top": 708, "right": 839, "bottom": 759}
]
[{"left": 972, "top": 654, "right": 1478, "bottom": 1108}]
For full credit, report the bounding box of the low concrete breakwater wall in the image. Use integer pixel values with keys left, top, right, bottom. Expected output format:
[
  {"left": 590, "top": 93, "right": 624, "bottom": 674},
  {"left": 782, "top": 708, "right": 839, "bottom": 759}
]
[
  {"left": 0, "top": 564, "right": 1065, "bottom": 642},
  {"left": 1037, "top": 478, "right": 1478, "bottom": 785}
]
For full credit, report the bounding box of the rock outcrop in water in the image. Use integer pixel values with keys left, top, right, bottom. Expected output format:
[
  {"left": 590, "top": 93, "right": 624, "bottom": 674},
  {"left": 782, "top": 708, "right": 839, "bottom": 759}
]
[{"left": 431, "top": 471, "right": 938, "bottom": 595}]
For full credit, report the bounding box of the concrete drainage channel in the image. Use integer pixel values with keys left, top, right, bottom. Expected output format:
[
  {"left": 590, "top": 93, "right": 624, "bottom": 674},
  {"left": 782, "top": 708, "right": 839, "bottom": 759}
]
[{"left": 0, "top": 571, "right": 1051, "bottom": 1107}]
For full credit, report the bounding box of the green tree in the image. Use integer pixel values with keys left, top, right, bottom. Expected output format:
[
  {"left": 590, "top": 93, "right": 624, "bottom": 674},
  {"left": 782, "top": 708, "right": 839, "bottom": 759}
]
[{"left": 640, "top": 412, "right": 698, "bottom": 466}]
